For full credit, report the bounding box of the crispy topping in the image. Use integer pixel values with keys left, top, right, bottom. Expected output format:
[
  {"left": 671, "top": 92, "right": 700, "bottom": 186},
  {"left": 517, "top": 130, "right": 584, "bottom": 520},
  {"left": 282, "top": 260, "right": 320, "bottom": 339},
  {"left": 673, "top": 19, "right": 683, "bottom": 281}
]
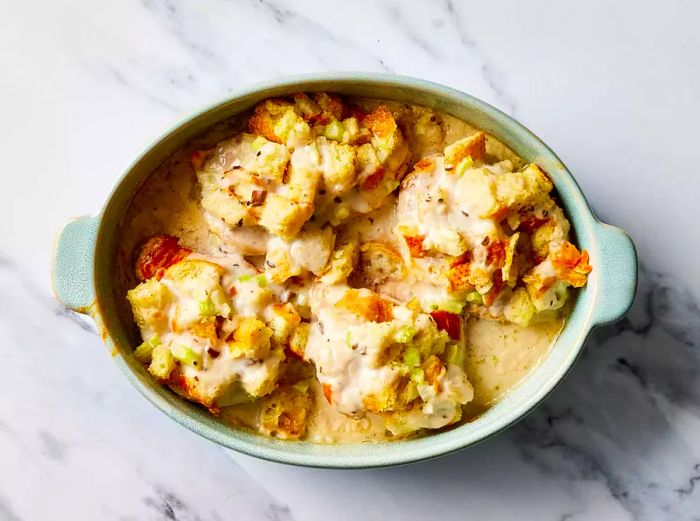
[{"left": 135, "top": 235, "right": 191, "bottom": 281}]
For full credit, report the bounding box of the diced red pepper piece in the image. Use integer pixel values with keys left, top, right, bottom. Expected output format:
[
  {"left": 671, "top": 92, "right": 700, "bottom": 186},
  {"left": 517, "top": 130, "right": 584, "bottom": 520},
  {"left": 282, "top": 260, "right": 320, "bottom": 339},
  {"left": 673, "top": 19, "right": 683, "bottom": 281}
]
[{"left": 430, "top": 310, "right": 462, "bottom": 340}]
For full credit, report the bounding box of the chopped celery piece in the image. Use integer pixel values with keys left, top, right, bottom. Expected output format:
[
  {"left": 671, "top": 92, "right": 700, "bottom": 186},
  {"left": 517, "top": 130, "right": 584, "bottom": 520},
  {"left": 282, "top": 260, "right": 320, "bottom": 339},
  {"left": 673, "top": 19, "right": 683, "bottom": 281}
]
[
  {"left": 345, "top": 331, "right": 352, "bottom": 347},
  {"left": 134, "top": 336, "right": 160, "bottom": 364},
  {"left": 437, "top": 301, "right": 465, "bottom": 314},
  {"left": 255, "top": 274, "right": 268, "bottom": 288},
  {"left": 445, "top": 343, "right": 463, "bottom": 366},
  {"left": 465, "top": 291, "right": 483, "bottom": 305},
  {"left": 410, "top": 367, "right": 425, "bottom": 384},
  {"left": 199, "top": 297, "right": 217, "bottom": 316},
  {"left": 324, "top": 120, "right": 345, "bottom": 141},
  {"left": 293, "top": 381, "right": 309, "bottom": 393},
  {"left": 456, "top": 156, "right": 474, "bottom": 176},
  {"left": 427, "top": 300, "right": 465, "bottom": 314},
  {"left": 394, "top": 325, "right": 417, "bottom": 343},
  {"left": 403, "top": 346, "right": 421, "bottom": 367},
  {"left": 238, "top": 274, "right": 253, "bottom": 282},
  {"left": 251, "top": 136, "right": 268, "bottom": 151},
  {"left": 171, "top": 345, "right": 199, "bottom": 366}
]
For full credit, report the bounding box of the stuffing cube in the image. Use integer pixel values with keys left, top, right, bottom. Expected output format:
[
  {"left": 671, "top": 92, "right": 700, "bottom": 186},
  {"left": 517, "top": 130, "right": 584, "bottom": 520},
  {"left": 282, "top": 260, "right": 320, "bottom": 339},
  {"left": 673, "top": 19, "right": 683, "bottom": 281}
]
[
  {"left": 334, "top": 289, "right": 393, "bottom": 323},
  {"left": 127, "top": 279, "right": 172, "bottom": 335},
  {"left": 165, "top": 259, "right": 231, "bottom": 329},
  {"left": 228, "top": 317, "right": 273, "bottom": 360},
  {"left": 264, "top": 238, "right": 302, "bottom": 284},
  {"left": 289, "top": 226, "right": 335, "bottom": 275},
  {"left": 243, "top": 135, "right": 290, "bottom": 183},
  {"left": 318, "top": 137, "right": 356, "bottom": 195},
  {"left": 200, "top": 186, "right": 253, "bottom": 229},
  {"left": 259, "top": 193, "right": 314, "bottom": 240},
  {"left": 320, "top": 239, "right": 359, "bottom": 284},
  {"left": 355, "top": 242, "right": 406, "bottom": 285},
  {"left": 268, "top": 303, "right": 302, "bottom": 344},
  {"left": 248, "top": 98, "right": 295, "bottom": 143},
  {"left": 444, "top": 131, "right": 486, "bottom": 167},
  {"left": 495, "top": 164, "right": 553, "bottom": 211},
  {"left": 259, "top": 384, "right": 313, "bottom": 440},
  {"left": 288, "top": 322, "right": 310, "bottom": 359}
]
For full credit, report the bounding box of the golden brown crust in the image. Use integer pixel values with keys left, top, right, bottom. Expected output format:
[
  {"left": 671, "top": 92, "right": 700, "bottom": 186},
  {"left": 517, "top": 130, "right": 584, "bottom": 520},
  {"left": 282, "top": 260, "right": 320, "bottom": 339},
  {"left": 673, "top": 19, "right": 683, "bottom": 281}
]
[
  {"left": 313, "top": 92, "right": 345, "bottom": 121},
  {"left": 551, "top": 241, "right": 592, "bottom": 287},
  {"left": 259, "top": 385, "right": 313, "bottom": 440},
  {"left": 444, "top": 131, "right": 486, "bottom": 166},
  {"left": 247, "top": 98, "right": 293, "bottom": 143},
  {"left": 363, "top": 105, "right": 397, "bottom": 140},
  {"left": 402, "top": 234, "right": 426, "bottom": 257},
  {"left": 335, "top": 290, "right": 393, "bottom": 323},
  {"left": 355, "top": 242, "right": 407, "bottom": 286},
  {"left": 447, "top": 262, "right": 472, "bottom": 291}
]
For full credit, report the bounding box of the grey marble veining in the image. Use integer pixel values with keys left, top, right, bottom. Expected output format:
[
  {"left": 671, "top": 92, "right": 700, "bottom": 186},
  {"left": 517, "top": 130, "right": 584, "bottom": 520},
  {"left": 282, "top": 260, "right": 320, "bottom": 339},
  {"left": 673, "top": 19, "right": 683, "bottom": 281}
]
[{"left": 1, "top": 0, "right": 700, "bottom": 519}]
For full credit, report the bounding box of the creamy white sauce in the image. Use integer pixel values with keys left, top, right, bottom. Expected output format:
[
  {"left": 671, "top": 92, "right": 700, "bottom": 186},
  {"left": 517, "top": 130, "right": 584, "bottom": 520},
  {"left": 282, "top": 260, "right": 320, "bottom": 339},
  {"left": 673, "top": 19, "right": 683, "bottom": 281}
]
[
  {"left": 304, "top": 284, "right": 403, "bottom": 416},
  {"left": 398, "top": 156, "right": 500, "bottom": 255}
]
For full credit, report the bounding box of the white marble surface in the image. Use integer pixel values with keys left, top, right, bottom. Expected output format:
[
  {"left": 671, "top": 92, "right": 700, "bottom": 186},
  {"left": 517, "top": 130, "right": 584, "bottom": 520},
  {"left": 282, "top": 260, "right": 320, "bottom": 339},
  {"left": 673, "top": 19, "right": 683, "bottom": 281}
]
[{"left": 1, "top": 1, "right": 699, "bottom": 519}]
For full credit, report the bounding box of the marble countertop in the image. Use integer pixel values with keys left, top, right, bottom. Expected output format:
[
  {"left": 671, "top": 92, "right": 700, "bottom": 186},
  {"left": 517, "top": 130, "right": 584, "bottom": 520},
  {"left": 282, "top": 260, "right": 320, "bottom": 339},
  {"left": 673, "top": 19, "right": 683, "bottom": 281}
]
[{"left": 2, "top": 1, "right": 699, "bottom": 519}]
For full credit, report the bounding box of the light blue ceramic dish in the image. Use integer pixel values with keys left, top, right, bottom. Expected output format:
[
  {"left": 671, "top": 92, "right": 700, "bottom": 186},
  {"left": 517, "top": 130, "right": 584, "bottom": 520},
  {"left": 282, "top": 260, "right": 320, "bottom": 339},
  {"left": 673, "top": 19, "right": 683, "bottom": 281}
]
[{"left": 52, "top": 73, "right": 637, "bottom": 468}]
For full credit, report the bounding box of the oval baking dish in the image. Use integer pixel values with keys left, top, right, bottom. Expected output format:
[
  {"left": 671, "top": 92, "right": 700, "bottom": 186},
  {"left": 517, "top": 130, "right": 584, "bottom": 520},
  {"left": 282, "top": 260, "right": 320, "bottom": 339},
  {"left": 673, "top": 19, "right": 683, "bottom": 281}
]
[{"left": 52, "top": 73, "right": 637, "bottom": 468}]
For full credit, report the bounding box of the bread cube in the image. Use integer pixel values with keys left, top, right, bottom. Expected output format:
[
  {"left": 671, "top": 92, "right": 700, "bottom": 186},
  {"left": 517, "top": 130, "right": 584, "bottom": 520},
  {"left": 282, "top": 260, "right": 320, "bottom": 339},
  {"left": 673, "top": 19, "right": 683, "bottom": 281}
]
[
  {"left": 259, "top": 384, "right": 313, "bottom": 440},
  {"left": 288, "top": 322, "right": 310, "bottom": 359},
  {"left": 317, "top": 137, "right": 356, "bottom": 195},
  {"left": 495, "top": 164, "right": 553, "bottom": 210},
  {"left": 320, "top": 239, "right": 359, "bottom": 284},
  {"left": 259, "top": 193, "right": 314, "bottom": 240},
  {"left": 243, "top": 136, "right": 290, "bottom": 183},
  {"left": 127, "top": 279, "right": 171, "bottom": 335},
  {"left": 148, "top": 344, "right": 176, "bottom": 380},
  {"left": 356, "top": 242, "right": 406, "bottom": 285},
  {"left": 264, "top": 237, "right": 302, "bottom": 284},
  {"left": 200, "top": 186, "right": 252, "bottom": 228},
  {"left": 165, "top": 259, "right": 231, "bottom": 328},
  {"left": 268, "top": 303, "right": 302, "bottom": 344},
  {"left": 289, "top": 226, "right": 335, "bottom": 275},
  {"left": 228, "top": 317, "right": 273, "bottom": 360},
  {"left": 248, "top": 98, "right": 295, "bottom": 143},
  {"left": 334, "top": 289, "right": 393, "bottom": 323},
  {"left": 444, "top": 131, "right": 486, "bottom": 167}
]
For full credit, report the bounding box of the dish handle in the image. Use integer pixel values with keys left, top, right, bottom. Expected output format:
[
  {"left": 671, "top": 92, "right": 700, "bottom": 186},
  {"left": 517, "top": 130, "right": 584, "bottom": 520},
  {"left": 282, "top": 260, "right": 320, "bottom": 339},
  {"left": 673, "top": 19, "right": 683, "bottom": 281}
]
[
  {"left": 52, "top": 216, "right": 99, "bottom": 314},
  {"left": 592, "top": 222, "right": 638, "bottom": 326}
]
